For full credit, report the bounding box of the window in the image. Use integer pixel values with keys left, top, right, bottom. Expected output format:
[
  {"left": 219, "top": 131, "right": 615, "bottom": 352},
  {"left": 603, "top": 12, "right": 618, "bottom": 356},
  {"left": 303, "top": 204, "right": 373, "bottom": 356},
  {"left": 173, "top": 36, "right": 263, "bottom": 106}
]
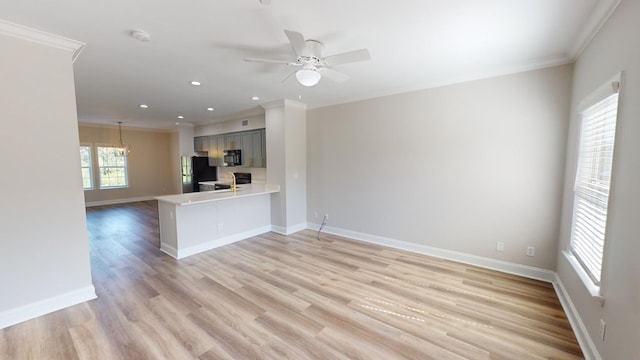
[
  {"left": 569, "top": 76, "right": 620, "bottom": 289},
  {"left": 181, "top": 156, "right": 192, "bottom": 185},
  {"left": 80, "top": 145, "right": 93, "bottom": 190},
  {"left": 97, "top": 146, "right": 129, "bottom": 188}
]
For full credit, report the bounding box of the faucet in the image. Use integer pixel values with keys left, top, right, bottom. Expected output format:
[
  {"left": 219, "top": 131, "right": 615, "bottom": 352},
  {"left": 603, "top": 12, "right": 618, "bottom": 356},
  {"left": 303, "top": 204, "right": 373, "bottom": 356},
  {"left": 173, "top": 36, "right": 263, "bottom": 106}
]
[{"left": 225, "top": 172, "right": 236, "bottom": 192}]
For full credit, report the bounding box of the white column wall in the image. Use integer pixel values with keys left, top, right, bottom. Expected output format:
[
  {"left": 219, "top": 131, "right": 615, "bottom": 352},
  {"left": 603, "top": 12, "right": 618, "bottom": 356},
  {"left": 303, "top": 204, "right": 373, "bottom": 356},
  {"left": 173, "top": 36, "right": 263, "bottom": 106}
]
[{"left": 0, "top": 28, "right": 95, "bottom": 328}]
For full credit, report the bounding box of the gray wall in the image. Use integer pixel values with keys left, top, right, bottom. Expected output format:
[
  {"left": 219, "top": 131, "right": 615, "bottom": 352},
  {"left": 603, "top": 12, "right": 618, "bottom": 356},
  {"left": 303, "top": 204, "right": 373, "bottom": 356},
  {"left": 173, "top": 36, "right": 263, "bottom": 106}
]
[
  {"left": 307, "top": 64, "right": 573, "bottom": 270},
  {"left": 556, "top": 0, "right": 640, "bottom": 358},
  {"left": 0, "top": 33, "right": 94, "bottom": 320}
]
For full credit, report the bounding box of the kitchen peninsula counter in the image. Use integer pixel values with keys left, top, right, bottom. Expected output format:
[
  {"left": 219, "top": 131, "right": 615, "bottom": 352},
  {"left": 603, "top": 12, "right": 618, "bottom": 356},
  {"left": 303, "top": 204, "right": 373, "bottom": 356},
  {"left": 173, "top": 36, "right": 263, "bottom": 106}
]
[
  {"left": 155, "top": 184, "right": 280, "bottom": 259},
  {"left": 155, "top": 184, "right": 279, "bottom": 206}
]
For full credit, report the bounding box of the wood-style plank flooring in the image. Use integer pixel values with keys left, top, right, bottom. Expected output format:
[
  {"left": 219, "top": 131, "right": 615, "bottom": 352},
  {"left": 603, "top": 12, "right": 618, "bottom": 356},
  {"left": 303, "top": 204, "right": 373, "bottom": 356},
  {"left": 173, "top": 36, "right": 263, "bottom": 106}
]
[{"left": 0, "top": 201, "right": 583, "bottom": 359}]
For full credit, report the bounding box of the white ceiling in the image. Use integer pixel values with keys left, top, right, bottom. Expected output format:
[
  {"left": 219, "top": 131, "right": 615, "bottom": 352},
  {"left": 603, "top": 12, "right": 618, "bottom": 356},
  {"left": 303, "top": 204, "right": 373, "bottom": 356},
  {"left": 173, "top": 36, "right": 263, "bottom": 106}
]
[{"left": 1, "top": 0, "right": 618, "bottom": 129}]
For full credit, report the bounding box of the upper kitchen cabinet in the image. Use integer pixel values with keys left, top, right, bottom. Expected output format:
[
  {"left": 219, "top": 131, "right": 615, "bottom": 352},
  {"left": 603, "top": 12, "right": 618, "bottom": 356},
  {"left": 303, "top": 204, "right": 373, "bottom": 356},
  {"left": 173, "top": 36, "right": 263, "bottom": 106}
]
[
  {"left": 195, "top": 129, "right": 266, "bottom": 168},
  {"left": 224, "top": 133, "right": 242, "bottom": 150},
  {"left": 194, "top": 136, "right": 209, "bottom": 153},
  {"left": 207, "top": 135, "right": 224, "bottom": 166},
  {"left": 241, "top": 130, "right": 266, "bottom": 168}
]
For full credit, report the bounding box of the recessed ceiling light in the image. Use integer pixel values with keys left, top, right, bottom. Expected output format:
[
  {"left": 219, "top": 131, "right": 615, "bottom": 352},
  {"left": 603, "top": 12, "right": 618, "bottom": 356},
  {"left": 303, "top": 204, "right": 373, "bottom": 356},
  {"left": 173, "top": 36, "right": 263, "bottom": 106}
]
[
  {"left": 177, "top": 115, "right": 184, "bottom": 119},
  {"left": 207, "top": 107, "right": 214, "bottom": 111},
  {"left": 190, "top": 81, "right": 201, "bottom": 86},
  {"left": 139, "top": 104, "right": 149, "bottom": 109},
  {"left": 251, "top": 96, "right": 260, "bottom": 101},
  {"left": 175, "top": 122, "right": 180, "bottom": 126}
]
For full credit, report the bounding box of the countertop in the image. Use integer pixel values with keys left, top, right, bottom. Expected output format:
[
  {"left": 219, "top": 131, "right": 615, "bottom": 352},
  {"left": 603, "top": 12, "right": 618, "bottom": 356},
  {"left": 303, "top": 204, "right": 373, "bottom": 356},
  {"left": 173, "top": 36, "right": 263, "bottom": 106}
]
[{"left": 155, "top": 184, "right": 280, "bottom": 206}]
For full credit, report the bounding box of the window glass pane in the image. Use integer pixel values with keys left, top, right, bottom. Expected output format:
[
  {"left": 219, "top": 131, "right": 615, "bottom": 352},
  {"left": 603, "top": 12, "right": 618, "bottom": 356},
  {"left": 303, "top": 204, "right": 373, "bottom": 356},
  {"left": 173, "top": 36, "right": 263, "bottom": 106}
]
[
  {"left": 181, "top": 156, "right": 192, "bottom": 184},
  {"left": 569, "top": 92, "right": 618, "bottom": 286},
  {"left": 80, "top": 145, "right": 93, "bottom": 190},
  {"left": 97, "top": 146, "right": 128, "bottom": 188}
]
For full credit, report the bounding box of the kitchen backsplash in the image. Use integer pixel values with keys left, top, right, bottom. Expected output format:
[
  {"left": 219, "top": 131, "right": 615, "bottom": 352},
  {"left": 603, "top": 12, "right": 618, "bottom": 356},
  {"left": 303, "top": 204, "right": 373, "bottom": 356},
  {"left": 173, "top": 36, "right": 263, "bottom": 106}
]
[{"left": 218, "top": 167, "right": 266, "bottom": 184}]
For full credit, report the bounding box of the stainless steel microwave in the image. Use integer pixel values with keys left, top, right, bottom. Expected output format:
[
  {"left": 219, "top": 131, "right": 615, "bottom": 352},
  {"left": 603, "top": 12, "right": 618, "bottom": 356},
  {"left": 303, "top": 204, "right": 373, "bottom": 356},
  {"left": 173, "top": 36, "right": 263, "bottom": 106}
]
[{"left": 223, "top": 149, "right": 241, "bottom": 167}]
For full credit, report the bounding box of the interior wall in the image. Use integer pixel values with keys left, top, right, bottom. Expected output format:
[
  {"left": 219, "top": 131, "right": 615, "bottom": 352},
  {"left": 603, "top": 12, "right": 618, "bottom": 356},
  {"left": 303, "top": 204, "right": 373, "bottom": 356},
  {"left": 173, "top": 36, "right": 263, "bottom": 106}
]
[
  {"left": 307, "top": 64, "right": 572, "bottom": 270},
  {"left": 556, "top": 0, "right": 640, "bottom": 358},
  {"left": 0, "top": 33, "right": 94, "bottom": 319},
  {"left": 194, "top": 114, "right": 265, "bottom": 136},
  {"left": 79, "top": 124, "right": 175, "bottom": 204},
  {"left": 284, "top": 104, "right": 307, "bottom": 229}
]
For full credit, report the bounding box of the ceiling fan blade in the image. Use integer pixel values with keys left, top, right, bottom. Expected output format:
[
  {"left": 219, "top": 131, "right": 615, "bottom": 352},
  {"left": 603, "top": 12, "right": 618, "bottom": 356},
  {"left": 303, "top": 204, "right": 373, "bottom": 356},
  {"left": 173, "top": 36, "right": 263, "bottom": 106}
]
[
  {"left": 282, "top": 70, "right": 297, "bottom": 84},
  {"left": 318, "top": 67, "right": 350, "bottom": 83},
  {"left": 323, "top": 49, "right": 371, "bottom": 67},
  {"left": 244, "top": 57, "right": 298, "bottom": 66},
  {"left": 284, "top": 30, "right": 309, "bottom": 57}
]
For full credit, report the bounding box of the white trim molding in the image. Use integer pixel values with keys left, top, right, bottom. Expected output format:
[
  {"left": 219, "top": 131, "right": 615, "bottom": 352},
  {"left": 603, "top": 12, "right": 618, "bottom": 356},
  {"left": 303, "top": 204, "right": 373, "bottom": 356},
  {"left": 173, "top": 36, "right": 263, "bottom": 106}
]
[
  {"left": 553, "top": 274, "right": 602, "bottom": 360},
  {"left": 85, "top": 195, "right": 156, "bottom": 207},
  {"left": 0, "top": 20, "right": 85, "bottom": 62},
  {"left": 0, "top": 285, "right": 96, "bottom": 329},
  {"left": 310, "top": 223, "right": 555, "bottom": 282},
  {"left": 272, "top": 223, "right": 309, "bottom": 236},
  {"left": 307, "top": 223, "right": 604, "bottom": 358},
  {"left": 162, "top": 225, "right": 272, "bottom": 260},
  {"left": 569, "top": 0, "right": 622, "bottom": 59}
]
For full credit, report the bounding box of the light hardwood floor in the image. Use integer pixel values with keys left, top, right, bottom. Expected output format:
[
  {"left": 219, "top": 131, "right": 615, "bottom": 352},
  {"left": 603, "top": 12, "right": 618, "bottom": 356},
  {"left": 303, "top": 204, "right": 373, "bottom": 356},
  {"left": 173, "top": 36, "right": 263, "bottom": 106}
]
[{"left": 1, "top": 201, "right": 583, "bottom": 359}]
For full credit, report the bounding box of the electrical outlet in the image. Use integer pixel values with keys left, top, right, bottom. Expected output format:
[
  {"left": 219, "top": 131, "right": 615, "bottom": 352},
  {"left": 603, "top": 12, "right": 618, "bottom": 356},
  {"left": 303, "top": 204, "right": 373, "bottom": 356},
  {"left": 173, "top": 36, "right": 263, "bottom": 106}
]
[
  {"left": 324, "top": 213, "right": 329, "bottom": 220},
  {"left": 496, "top": 241, "right": 504, "bottom": 252},
  {"left": 526, "top": 246, "right": 535, "bottom": 257},
  {"left": 599, "top": 319, "right": 606, "bottom": 341}
]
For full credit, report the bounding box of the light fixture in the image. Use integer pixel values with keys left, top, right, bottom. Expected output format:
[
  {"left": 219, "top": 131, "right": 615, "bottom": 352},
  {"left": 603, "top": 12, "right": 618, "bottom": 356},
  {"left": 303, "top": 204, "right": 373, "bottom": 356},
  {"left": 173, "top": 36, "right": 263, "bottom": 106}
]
[
  {"left": 117, "top": 122, "right": 130, "bottom": 155},
  {"left": 207, "top": 107, "right": 214, "bottom": 111},
  {"left": 251, "top": 96, "right": 260, "bottom": 101},
  {"left": 139, "top": 104, "right": 148, "bottom": 109},
  {"left": 177, "top": 115, "right": 184, "bottom": 119},
  {"left": 295, "top": 64, "right": 321, "bottom": 87},
  {"left": 190, "top": 81, "right": 201, "bottom": 86}
]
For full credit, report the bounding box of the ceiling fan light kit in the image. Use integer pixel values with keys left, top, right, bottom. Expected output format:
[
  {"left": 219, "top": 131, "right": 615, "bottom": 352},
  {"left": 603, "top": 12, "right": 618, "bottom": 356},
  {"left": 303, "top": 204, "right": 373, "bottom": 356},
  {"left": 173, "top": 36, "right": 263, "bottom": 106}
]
[
  {"left": 296, "top": 66, "right": 321, "bottom": 87},
  {"left": 244, "top": 30, "right": 371, "bottom": 87}
]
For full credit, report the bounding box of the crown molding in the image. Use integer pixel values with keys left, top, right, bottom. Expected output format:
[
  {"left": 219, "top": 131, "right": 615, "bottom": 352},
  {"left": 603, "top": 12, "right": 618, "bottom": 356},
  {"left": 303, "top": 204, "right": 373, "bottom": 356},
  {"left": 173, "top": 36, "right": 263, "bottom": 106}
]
[
  {"left": 0, "top": 20, "right": 85, "bottom": 62},
  {"left": 261, "top": 99, "right": 307, "bottom": 110},
  {"left": 569, "top": 0, "right": 622, "bottom": 59}
]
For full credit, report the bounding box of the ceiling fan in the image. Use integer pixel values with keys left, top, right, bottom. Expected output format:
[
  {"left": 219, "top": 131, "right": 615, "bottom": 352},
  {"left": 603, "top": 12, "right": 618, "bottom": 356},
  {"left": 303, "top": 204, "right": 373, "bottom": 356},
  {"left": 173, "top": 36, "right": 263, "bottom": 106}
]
[{"left": 244, "top": 30, "right": 371, "bottom": 87}]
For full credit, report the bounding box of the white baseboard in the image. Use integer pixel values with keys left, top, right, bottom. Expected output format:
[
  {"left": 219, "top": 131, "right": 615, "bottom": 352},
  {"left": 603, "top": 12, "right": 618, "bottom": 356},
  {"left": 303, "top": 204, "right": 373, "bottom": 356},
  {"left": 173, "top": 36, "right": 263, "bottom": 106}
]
[
  {"left": 271, "top": 222, "right": 308, "bottom": 235},
  {"left": 0, "top": 285, "right": 97, "bottom": 329},
  {"left": 85, "top": 196, "right": 156, "bottom": 207},
  {"left": 553, "top": 274, "right": 602, "bottom": 360},
  {"left": 308, "top": 223, "right": 600, "bottom": 358},
  {"left": 160, "top": 242, "right": 178, "bottom": 259},
  {"left": 312, "top": 224, "right": 556, "bottom": 282},
  {"left": 167, "top": 226, "right": 272, "bottom": 259}
]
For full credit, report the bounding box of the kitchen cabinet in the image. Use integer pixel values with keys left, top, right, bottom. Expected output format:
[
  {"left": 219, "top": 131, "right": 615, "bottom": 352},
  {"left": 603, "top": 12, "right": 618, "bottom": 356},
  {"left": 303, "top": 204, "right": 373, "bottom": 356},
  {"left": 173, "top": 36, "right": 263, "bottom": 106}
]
[
  {"left": 261, "top": 129, "right": 266, "bottom": 167},
  {"left": 224, "top": 133, "right": 242, "bottom": 150},
  {"left": 207, "top": 135, "right": 224, "bottom": 166},
  {"left": 241, "top": 130, "right": 266, "bottom": 167},
  {"left": 194, "top": 136, "right": 209, "bottom": 152},
  {"left": 194, "top": 128, "right": 266, "bottom": 168}
]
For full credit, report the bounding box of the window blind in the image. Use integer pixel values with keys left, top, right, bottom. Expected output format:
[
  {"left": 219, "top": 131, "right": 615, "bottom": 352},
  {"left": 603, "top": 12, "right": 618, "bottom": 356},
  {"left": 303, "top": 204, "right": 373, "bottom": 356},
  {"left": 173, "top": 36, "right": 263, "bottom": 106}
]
[{"left": 570, "top": 92, "right": 619, "bottom": 285}]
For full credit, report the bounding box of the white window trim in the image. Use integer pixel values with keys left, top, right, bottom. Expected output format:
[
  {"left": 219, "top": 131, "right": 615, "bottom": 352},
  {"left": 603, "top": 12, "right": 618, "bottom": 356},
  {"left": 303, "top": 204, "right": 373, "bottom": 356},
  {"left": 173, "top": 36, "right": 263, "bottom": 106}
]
[
  {"left": 566, "top": 72, "right": 622, "bottom": 302},
  {"left": 96, "top": 143, "right": 129, "bottom": 189},
  {"left": 80, "top": 143, "right": 94, "bottom": 190}
]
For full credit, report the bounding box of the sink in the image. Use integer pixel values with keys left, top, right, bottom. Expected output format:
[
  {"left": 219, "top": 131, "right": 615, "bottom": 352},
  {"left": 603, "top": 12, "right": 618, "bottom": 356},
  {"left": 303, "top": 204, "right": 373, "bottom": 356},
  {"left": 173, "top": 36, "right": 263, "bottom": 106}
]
[
  {"left": 212, "top": 183, "right": 240, "bottom": 191},
  {"left": 214, "top": 183, "right": 231, "bottom": 190}
]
